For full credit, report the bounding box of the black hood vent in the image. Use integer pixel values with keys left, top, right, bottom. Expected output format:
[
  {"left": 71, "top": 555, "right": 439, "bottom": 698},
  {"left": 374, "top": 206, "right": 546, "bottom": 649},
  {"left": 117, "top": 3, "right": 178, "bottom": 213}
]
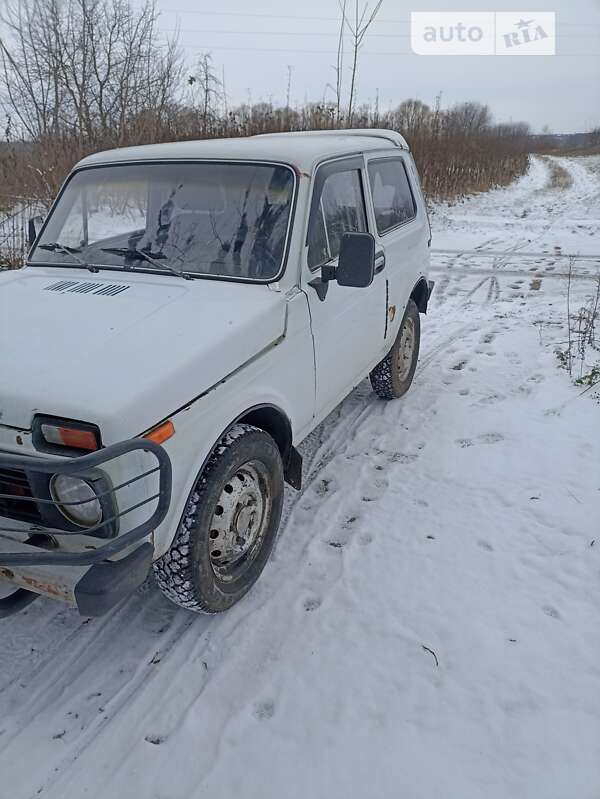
[{"left": 45, "top": 280, "right": 130, "bottom": 296}]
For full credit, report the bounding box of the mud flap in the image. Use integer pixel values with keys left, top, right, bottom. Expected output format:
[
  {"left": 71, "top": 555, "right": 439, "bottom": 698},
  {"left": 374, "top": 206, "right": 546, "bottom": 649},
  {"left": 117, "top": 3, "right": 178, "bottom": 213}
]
[{"left": 284, "top": 446, "right": 303, "bottom": 490}]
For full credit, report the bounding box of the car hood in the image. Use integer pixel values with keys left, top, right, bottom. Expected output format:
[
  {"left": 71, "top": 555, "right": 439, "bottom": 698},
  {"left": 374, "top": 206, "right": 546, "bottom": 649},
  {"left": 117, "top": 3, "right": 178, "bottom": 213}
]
[{"left": 0, "top": 267, "right": 287, "bottom": 442}]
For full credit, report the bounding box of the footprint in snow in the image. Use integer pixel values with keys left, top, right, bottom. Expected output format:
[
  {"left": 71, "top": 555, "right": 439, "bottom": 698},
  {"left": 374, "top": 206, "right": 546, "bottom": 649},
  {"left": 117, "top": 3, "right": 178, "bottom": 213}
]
[
  {"left": 315, "top": 479, "right": 331, "bottom": 496},
  {"left": 389, "top": 452, "right": 418, "bottom": 464},
  {"left": 254, "top": 700, "right": 275, "bottom": 720},
  {"left": 456, "top": 438, "right": 474, "bottom": 448},
  {"left": 478, "top": 393, "right": 505, "bottom": 405},
  {"left": 304, "top": 597, "right": 321, "bottom": 612},
  {"left": 544, "top": 408, "right": 561, "bottom": 417},
  {"left": 478, "top": 433, "right": 505, "bottom": 444},
  {"left": 543, "top": 605, "right": 561, "bottom": 620},
  {"left": 456, "top": 434, "right": 504, "bottom": 448}
]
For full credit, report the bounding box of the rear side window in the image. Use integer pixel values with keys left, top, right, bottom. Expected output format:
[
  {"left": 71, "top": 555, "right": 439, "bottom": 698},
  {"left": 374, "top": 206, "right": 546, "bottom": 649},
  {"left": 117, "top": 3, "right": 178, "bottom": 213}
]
[
  {"left": 307, "top": 168, "right": 367, "bottom": 269},
  {"left": 368, "top": 159, "right": 416, "bottom": 234}
]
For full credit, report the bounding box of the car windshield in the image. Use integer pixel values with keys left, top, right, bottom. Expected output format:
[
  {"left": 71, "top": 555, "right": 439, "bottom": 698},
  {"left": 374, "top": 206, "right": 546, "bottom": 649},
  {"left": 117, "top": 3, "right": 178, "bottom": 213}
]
[{"left": 30, "top": 162, "right": 295, "bottom": 281}]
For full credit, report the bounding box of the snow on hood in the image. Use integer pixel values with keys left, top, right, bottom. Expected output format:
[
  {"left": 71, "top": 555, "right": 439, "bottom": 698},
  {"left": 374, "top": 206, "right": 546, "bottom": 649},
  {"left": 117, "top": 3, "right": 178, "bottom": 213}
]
[{"left": 0, "top": 266, "right": 286, "bottom": 442}]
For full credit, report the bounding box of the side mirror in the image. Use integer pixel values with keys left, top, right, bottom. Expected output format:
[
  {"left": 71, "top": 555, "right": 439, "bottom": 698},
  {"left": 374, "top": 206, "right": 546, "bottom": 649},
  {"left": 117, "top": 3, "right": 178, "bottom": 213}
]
[
  {"left": 335, "top": 231, "right": 375, "bottom": 288},
  {"left": 28, "top": 215, "right": 45, "bottom": 247}
]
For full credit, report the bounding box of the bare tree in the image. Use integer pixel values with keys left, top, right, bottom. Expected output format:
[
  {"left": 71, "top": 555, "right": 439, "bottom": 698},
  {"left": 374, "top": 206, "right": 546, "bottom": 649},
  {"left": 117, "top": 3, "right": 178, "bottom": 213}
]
[
  {"left": 393, "top": 98, "right": 431, "bottom": 139},
  {"left": 343, "top": 0, "right": 383, "bottom": 124},
  {"left": 285, "top": 64, "right": 293, "bottom": 126},
  {"left": 188, "top": 53, "right": 223, "bottom": 136},
  {"left": 0, "top": 0, "right": 182, "bottom": 143},
  {"left": 334, "top": 0, "right": 347, "bottom": 125}
]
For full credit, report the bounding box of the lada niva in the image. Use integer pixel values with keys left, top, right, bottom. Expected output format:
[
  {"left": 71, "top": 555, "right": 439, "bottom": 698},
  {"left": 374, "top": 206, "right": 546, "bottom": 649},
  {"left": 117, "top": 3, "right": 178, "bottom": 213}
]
[{"left": 0, "top": 129, "right": 433, "bottom": 617}]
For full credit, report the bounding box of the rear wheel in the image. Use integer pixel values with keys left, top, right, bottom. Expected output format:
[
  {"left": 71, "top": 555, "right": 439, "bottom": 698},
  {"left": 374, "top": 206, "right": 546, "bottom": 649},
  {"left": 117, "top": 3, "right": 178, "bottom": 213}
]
[
  {"left": 370, "top": 299, "right": 420, "bottom": 400},
  {"left": 154, "top": 424, "right": 284, "bottom": 613}
]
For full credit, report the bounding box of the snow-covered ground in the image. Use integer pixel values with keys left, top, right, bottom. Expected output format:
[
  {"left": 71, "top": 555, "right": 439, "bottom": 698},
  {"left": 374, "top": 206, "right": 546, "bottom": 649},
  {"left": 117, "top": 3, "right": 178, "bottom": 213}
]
[{"left": 1, "top": 155, "right": 599, "bottom": 799}]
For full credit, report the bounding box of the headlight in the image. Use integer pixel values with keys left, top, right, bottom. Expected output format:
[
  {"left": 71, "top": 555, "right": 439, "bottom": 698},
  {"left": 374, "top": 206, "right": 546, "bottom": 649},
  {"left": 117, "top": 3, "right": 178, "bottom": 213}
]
[{"left": 50, "top": 474, "right": 102, "bottom": 528}]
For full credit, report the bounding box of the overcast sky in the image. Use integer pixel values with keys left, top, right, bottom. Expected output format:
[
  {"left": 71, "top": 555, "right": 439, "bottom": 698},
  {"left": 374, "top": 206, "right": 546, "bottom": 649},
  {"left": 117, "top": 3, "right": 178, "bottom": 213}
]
[{"left": 151, "top": 0, "right": 600, "bottom": 133}]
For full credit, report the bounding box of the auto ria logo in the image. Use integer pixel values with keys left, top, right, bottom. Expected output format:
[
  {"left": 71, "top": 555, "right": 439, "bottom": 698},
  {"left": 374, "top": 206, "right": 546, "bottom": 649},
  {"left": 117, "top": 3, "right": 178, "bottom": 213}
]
[{"left": 411, "top": 12, "right": 556, "bottom": 55}]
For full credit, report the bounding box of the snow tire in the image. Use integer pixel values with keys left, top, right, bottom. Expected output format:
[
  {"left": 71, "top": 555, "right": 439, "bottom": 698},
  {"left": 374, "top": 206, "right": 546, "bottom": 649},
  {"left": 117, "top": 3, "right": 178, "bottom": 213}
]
[
  {"left": 153, "top": 423, "right": 284, "bottom": 613},
  {"left": 370, "top": 299, "right": 421, "bottom": 400}
]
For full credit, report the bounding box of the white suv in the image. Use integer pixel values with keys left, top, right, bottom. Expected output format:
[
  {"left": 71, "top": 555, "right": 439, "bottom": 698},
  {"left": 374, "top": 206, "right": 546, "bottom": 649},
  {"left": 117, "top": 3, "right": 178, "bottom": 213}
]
[{"left": 0, "top": 129, "right": 433, "bottom": 618}]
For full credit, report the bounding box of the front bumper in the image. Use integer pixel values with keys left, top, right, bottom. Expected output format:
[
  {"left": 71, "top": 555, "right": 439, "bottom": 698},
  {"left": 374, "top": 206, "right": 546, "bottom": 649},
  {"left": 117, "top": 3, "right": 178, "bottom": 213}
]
[{"left": 0, "top": 439, "right": 172, "bottom": 617}]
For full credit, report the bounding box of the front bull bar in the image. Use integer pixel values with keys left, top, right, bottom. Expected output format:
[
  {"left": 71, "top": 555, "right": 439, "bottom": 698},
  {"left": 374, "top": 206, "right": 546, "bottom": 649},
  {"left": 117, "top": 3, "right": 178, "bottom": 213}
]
[{"left": 0, "top": 438, "right": 172, "bottom": 616}]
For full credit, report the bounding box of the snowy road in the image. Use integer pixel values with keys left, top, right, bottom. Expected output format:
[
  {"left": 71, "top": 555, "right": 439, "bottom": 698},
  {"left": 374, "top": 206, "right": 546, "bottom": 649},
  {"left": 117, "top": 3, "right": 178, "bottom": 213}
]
[{"left": 1, "top": 155, "right": 599, "bottom": 799}]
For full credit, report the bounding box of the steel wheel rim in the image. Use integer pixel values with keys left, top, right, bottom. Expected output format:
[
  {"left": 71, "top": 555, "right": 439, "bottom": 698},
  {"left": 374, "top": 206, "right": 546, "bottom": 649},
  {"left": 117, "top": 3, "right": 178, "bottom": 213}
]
[
  {"left": 208, "top": 460, "right": 272, "bottom": 582},
  {"left": 396, "top": 316, "right": 415, "bottom": 381}
]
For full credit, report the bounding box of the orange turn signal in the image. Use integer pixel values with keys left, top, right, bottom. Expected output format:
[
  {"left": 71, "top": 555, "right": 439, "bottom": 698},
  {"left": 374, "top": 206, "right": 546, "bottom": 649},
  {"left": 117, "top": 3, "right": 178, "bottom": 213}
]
[
  {"left": 41, "top": 423, "right": 99, "bottom": 451},
  {"left": 144, "top": 420, "right": 175, "bottom": 445}
]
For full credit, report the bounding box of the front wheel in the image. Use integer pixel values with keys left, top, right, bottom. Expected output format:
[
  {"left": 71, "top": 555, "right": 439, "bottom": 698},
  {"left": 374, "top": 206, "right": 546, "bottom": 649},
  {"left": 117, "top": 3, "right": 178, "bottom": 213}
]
[
  {"left": 370, "top": 299, "right": 421, "bottom": 400},
  {"left": 153, "top": 424, "right": 284, "bottom": 613}
]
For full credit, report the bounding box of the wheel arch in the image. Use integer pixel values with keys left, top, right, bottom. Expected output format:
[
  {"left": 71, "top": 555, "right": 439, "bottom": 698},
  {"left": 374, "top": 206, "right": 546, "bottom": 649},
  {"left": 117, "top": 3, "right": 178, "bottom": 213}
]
[
  {"left": 222, "top": 404, "right": 301, "bottom": 489},
  {"left": 235, "top": 404, "right": 291, "bottom": 458}
]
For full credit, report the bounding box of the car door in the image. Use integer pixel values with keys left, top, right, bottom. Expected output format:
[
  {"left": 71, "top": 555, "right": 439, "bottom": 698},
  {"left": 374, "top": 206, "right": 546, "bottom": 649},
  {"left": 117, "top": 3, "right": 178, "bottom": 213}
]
[
  {"left": 302, "top": 156, "right": 387, "bottom": 419},
  {"left": 365, "top": 154, "right": 427, "bottom": 344}
]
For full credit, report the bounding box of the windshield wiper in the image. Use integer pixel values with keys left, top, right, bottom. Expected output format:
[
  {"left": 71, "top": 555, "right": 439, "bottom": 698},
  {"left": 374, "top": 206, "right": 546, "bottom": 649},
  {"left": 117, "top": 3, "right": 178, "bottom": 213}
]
[
  {"left": 100, "top": 247, "right": 191, "bottom": 281},
  {"left": 37, "top": 242, "right": 99, "bottom": 273}
]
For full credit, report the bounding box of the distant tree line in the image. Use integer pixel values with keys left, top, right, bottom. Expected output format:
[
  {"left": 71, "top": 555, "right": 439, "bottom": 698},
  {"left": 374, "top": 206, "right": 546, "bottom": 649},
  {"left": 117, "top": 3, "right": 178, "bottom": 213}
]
[{"left": 0, "top": 0, "right": 532, "bottom": 209}]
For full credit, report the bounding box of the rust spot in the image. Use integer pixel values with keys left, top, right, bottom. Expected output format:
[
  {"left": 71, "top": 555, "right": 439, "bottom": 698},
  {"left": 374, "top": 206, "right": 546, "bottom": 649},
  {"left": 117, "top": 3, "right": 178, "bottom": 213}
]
[
  {"left": 388, "top": 305, "right": 396, "bottom": 322},
  {"left": 21, "top": 575, "right": 69, "bottom": 600},
  {"left": 292, "top": 166, "right": 311, "bottom": 179},
  {"left": 0, "top": 567, "right": 15, "bottom": 580}
]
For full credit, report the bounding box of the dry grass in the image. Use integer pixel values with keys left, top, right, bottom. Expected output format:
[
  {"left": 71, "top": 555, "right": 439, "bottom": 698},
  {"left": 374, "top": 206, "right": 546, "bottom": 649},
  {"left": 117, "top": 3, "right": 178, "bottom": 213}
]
[
  {"left": 544, "top": 158, "right": 574, "bottom": 190},
  {"left": 0, "top": 103, "right": 531, "bottom": 207},
  {"left": 0, "top": 108, "right": 532, "bottom": 269}
]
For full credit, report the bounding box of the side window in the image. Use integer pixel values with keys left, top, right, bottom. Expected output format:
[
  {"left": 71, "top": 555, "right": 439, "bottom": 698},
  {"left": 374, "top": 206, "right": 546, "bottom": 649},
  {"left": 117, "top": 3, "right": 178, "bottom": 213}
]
[
  {"left": 368, "top": 159, "right": 416, "bottom": 235},
  {"left": 307, "top": 168, "right": 367, "bottom": 269}
]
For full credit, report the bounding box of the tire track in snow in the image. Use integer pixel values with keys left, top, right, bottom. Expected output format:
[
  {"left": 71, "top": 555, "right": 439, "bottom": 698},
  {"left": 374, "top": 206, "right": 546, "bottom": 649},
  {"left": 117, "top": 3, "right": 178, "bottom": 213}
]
[
  {"left": 0, "top": 312, "right": 474, "bottom": 795},
  {"left": 22, "top": 301, "right": 479, "bottom": 797}
]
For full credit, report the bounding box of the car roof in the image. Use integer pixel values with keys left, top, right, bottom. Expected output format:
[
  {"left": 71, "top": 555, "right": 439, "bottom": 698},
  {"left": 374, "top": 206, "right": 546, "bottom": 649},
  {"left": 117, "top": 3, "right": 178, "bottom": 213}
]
[{"left": 76, "top": 129, "right": 410, "bottom": 173}]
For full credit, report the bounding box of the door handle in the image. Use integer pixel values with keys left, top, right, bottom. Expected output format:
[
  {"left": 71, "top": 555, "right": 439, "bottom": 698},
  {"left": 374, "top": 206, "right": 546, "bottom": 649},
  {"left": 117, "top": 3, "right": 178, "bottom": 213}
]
[{"left": 374, "top": 251, "right": 386, "bottom": 274}]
